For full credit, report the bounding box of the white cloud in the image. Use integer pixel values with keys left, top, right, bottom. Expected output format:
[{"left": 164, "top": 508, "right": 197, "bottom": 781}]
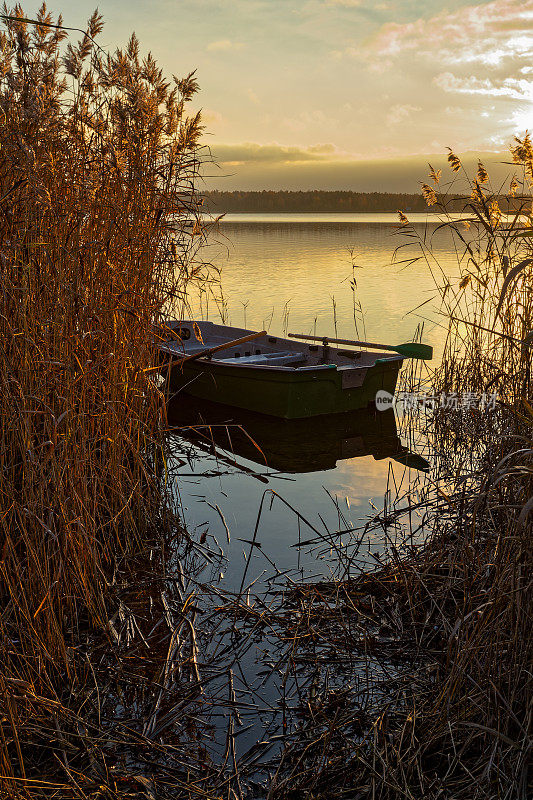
[
  {"left": 333, "top": 0, "right": 533, "bottom": 144},
  {"left": 369, "top": 0, "right": 533, "bottom": 65},
  {"left": 434, "top": 73, "right": 533, "bottom": 101},
  {"left": 444, "top": 105, "right": 468, "bottom": 115},
  {"left": 206, "top": 39, "right": 244, "bottom": 52},
  {"left": 386, "top": 104, "right": 421, "bottom": 125},
  {"left": 334, "top": 0, "right": 533, "bottom": 79}
]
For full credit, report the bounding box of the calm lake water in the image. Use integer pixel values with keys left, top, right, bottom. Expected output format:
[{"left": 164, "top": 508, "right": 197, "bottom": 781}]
[
  {"left": 195, "top": 213, "right": 460, "bottom": 358},
  {"left": 170, "top": 214, "right": 458, "bottom": 589},
  {"left": 167, "top": 214, "right": 459, "bottom": 771}
]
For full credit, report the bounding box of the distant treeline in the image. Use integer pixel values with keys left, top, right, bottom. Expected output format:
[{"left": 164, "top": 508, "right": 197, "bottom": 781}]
[{"left": 204, "top": 190, "right": 461, "bottom": 213}]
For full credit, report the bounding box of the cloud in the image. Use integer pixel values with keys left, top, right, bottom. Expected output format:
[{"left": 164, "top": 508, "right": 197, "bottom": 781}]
[
  {"left": 204, "top": 149, "right": 512, "bottom": 192},
  {"left": 307, "top": 143, "right": 338, "bottom": 154},
  {"left": 211, "top": 142, "right": 344, "bottom": 166},
  {"left": 435, "top": 72, "right": 533, "bottom": 101},
  {"left": 369, "top": 0, "right": 533, "bottom": 66},
  {"left": 325, "top": 0, "right": 363, "bottom": 6},
  {"left": 247, "top": 88, "right": 260, "bottom": 105},
  {"left": 335, "top": 0, "right": 533, "bottom": 76},
  {"left": 206, "top": 39, "right": 244, "bottom": 52},
  {"left": 334, "top": 0, "right": 533, "bottom": 140},
  {"left": 386, "top": 104, "right": 421, "bottom": 125}
]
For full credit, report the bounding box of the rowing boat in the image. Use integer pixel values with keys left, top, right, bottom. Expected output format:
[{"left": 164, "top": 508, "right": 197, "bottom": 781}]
[
  {"left": 158, "top": 320, "right": 405, "bottom": 419},
  {"left": 158, "top": 320, "right": 404, "bottom": 419}
]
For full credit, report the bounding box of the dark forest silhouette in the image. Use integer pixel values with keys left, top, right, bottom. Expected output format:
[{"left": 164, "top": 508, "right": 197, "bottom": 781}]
[{"left": 204, "top": 190, "right": 442, "bottom": 213}]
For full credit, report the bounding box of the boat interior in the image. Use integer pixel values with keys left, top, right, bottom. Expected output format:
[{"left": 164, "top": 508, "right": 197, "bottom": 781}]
[{"left": 159, "top": 319, "right": 401, "bottom": 370}]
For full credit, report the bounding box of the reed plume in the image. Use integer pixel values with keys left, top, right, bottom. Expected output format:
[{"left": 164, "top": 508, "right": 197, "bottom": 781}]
[
  {"left": 0, "top": 5, "right": 210, "bottom": 793},
  {"left": 362, "top": 135, "right": 533, "bottom": 799}
]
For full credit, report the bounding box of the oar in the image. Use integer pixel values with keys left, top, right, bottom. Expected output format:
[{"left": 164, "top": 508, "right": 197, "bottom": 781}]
[
  {"left": 288, "top": 332, "right": 433, "bottom": 360},
  {"left": 159, "top": 330, "right": 268, "bottom": 369}
]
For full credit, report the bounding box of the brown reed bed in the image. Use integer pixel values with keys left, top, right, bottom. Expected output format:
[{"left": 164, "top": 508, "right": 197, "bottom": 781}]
[
  {"left": 0, "top": 6, "right": 224, "bottom": 797},
  {"left": 223, "top": 141, "right": 532, "bottom": 799},
  {"left": 1, "top": 6, "right": 532, "bottom": 798}
]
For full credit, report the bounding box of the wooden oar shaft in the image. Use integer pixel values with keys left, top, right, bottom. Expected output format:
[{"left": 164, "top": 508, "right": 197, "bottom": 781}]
[{"left": 288, "top": 333, "right": 395, "bottom": 352}]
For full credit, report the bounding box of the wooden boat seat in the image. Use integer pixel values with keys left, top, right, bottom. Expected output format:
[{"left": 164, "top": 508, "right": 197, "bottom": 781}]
[{"left": 217, "top": 351, "right": 307, "bottom": 367}]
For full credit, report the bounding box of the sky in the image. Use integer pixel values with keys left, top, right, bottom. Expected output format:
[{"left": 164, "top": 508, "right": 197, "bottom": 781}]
[{"left": 20, "top": 0, "right": 533, "bottom": 190}]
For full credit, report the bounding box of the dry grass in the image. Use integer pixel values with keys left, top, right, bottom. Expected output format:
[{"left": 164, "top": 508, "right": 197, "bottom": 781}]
[
  {"left": 402, "top": 138, "right": 533, "bottom": 800},
  {"left": 243, "top": 139, "right": 533, "bottom": 799},
  {"left": 0, "top": 6, "right": 216, "bottom": 796},
  {"left": 1, "top": 6, "right": 532, "bottom": 797}
]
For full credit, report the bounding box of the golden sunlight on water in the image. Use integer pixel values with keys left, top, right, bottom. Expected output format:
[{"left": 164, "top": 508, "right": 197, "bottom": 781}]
[{"left": 194, "top": 216, "right": 461, "bottom": 361}]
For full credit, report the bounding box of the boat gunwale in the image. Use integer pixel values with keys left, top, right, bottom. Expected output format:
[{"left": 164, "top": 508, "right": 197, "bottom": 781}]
[
  {"left": 159, "top": 351, "right": 403, "bottom": 375},
  {"left": 161, "top": 321, "right": 404, "bottom": 417},
  {"left": 159, "top": 319, "right": 396, "bottom": 369}
]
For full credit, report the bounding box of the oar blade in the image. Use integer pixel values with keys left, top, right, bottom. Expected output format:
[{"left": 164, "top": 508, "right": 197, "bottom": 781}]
[{"left": 395, "top": 342, "right": 433, "bottom": 360}]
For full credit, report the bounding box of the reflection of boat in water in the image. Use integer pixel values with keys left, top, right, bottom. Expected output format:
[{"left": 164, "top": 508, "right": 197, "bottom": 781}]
[{"left": 166, "top": 396, "right": 429, "bottom": 474}]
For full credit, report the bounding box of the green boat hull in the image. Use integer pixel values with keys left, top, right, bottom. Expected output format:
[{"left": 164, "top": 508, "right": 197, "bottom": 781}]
[{"left": 166, "top": 356, "right": 401, "bottom": 419}]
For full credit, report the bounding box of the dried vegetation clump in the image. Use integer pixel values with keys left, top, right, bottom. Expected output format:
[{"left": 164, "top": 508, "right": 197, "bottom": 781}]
[
  {"left": 1, "top": 4, "right": 532, "bottom": 798},
  {"left": 0, "top": 5, "right": 216, "bottom": 796},
  {"left": 254, "top": 138, "right": 533, "bottom": 799}
]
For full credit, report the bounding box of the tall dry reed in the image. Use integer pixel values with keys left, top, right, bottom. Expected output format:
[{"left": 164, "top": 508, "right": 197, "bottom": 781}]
[
  {"left": 249, "top": 139, "right": 533, "bottom": 799},
  {"left": 0, "top": 5, "right": 209, "bottom": 793},
  {"left": 351, "top": 138, "right": 533, "bottom": 799},
  {"left": 415, "top": 137, "right": 533, "bottom": 800}
]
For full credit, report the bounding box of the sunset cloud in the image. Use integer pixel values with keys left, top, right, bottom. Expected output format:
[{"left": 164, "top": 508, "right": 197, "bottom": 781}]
[
  {"left": 370, "top": 0, "right": 533, "bottom": 63},
  {"left": 434, "top": 73, "right": 533, "bottom": 101},
  {"left": 212, "top": 142, "right": 343, "bottom": 166},
  {"left": 364, "top": 0, "right": 533, "bottom": 95},
  {"left": 386, "top": 104, "right": 421, "bottom": 126},
  {"left": 205, "top": 147, "right": 512, "bottom": 192},
  {"left": 50, "top": 0, "right": 533, "bottom": 189},
  {"left": 339, "top": 0, "right": 533, "bottom": 145},
  {"left": 206, "top": 39, "right": 244, "bottom": 52}
]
